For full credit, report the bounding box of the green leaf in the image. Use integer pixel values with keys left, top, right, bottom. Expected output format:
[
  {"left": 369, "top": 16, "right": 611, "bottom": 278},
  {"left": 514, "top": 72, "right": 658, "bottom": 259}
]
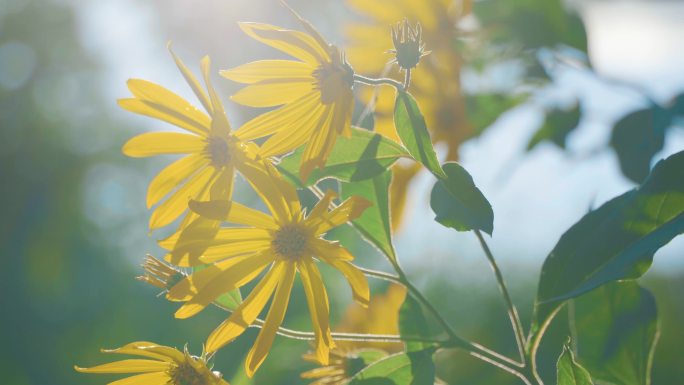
[
  {"left": 341, "top": 170, "right": 397, "bottom": 263},
  {"left": 572, "top": 282, "right": 658, "bottom": 385},
  {"left": 557, "top": 343, "right": 594, "bottom": 385},
  {"left": 394, "top": 91, "right": 446, "bottom": 178},
  {"left": 277, "top": 127, "right": 407, "bottom": 187},
  {"left": 399, "top": 295, "right": 432, "bottom": 352},
  {"left": 610, "top": 107, "right": 670, "bottom": 183},
  {"left": 532, "top": 150, "right": 684, "bottom": 332},
  {"left": 430, "top": 162, "right": 494, "bottom": 234},
  {"left": 193, "top": 265, "right": 242, "bottom": 310},
  {"left": 527, "top": 104, "right": 581, "bottom": 150},
  {"left": 349, "top": 349, "right": 435, "bottom": 385}
]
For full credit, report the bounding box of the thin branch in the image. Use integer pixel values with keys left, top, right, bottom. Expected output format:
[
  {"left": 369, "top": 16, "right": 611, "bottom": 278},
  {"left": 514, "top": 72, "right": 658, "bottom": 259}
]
[
  {"left": 353, "top": 74, "right": 406, "bottom": 92},
  {"left": 474, "top": 229, "right": 527, "bottom": 364}
]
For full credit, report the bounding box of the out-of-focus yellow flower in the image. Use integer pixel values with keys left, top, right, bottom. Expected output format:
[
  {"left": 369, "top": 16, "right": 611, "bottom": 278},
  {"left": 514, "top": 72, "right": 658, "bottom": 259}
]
[
  {"left": 301, "top": 284, "right": 406, "bottom": 384},
  {"left": 121, "top": 45, "right": 261, "bottom": 231},
  {"left": 163, "top": 163, "right": 371, "bottom": 377},
  {"left": 346, "top": 0, "right": 472, "bottom": 230},
  {"left": 221, "top": 10, "right": 354, "bottom": 181},
  {"left": 75, "top": 341, "right": 229, "bottom": 385}
]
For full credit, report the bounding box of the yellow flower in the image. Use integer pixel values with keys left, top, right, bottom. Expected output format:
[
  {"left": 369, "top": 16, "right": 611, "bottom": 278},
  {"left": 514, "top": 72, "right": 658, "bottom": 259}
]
[
  {"left": 75, "top": 341, "right": 229, "bottom": 385},
  {"left": 221, "top": 10, "right": 354, "bottom": 181},
  {"left": 164, "top": 163, "right": 372, "bottom": 376},
  {"left": 300, "top": 284, "right": 406, "bottom": 385},
  {"left": 345, "top": 0, "right": 473, "bottom": 229},
  {"left": 121, "top": 45, "right": 260, "bottom": 231}
]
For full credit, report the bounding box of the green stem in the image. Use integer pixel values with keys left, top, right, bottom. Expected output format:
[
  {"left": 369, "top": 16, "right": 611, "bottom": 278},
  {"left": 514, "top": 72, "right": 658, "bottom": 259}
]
[
  {"left": 353, "top": 74, "right": 405, "bottom": 92},
  {"left": 403, "top": 68, "right": 412, "bottom": 90},
  {"left": 474, "top": 229, "right": 527, "bottom": 364}
]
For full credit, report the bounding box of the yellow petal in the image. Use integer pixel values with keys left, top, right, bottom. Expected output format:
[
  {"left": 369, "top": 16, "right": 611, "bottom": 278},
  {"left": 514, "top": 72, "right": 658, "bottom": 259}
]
[
  {"left": 233, "top": 91, "right": 319, "bottom": 142},
  {"left": 317, "top": 255, "right": 369, "bottom": 308},
  {"left": 297, "top": 258, "right": 333, "bottom": 365},
  {"left": 231, "top": 79, "right": 314, "bottom": 108},
  {"left": 307, "top": 239, "right": 354, "bottom": 262},
  {"left": 168, "top": 43, "right": 212, "bottom": 115},
  {"left": 101, "top": 342, "right": 184, "bottom": 363},
  {"left": 124, "top": 79, "right": 210, "bottom": 136},
  {"left": 220, "top": 60, "right": 314, "bottom": 84},
  {"left": 306, "top": 189, "right": 337, "bottom": 220},
  {"left": 305, "top": 195, "right": 372, "bottom": 234},
  {"left": 238, "top": 22, "right": 329, "bottom": 66},
  {"left": 234, "top": 160, "right": 299, "bottom": 224},
  {"left": 188, "top": 200, "right": 277, "bottom": 229},
  {"left": 205, "top": 262, "right": 285, "bottom": 353},
  {"left": 147, "top": 154, "right": 208, "bottom": 208},
  {"left": 160, "top": 216, "right": 220, "bottom": 266},
  {"left": 122, "top": 132, "right": 205, "bottom": 158},
  {"left": 259, "top": 100, "right": 326, "bottom": 158},
  {"left": 199, "top": 240, "right": 272, "bottom": 265},
  {"left": 106, "top": 371, "right": 170, "bottom": 385},
  {"left": 173, "top": 251, "right": 274, "bottom": 318},
  {"left": 245, "top": 262, "right": 296, "bottom": 376},
  {"left": 167, "top": 253, "right": 260, "bottom": 301},
  {"left": 200, "top": 56, "right": 231, "bottom": 135},
  {"left": 74, "top": 359, "right": 170, "bottom": 374},
  {"left": 299, "top": 106, "right": 336, "bottom": 181},
  {"left": 149, "top": 166, "right": 216, "bottom": 230}
]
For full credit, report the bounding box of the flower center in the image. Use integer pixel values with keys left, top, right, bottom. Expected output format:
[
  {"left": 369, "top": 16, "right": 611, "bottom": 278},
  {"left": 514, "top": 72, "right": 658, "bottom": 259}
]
[
  {"left": 168, "top": 361, "right": 208, "bottom": 385},
  {"left": 272, "top": 224, "right": 309, "bottom": 260},
  {"left": 206, "top": 136, "right": 231, "bottom": 167},
  {"left": 314, "top": 54, "right": 354, "bottom": 105}
]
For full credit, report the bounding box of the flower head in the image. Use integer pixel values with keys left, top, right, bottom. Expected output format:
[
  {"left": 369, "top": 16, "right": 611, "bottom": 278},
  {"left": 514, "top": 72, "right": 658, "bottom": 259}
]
[
  {"left": 120, "top": 44, "right": 260, "bottom": 231},
  {"left": 221, "top": 6, "right": 355, "bottom": 181},
  {"left": 389, "top": 19, "right": 429, "bottom": 70},
  {"left": 163, "top": 163, "right": 371, "bottom": 376},
  {"left": 75, "top": 341, "right": 228, "bottom": 385},
  {"left": 137, "top": 254, "right": 185, "bottom": 290}
]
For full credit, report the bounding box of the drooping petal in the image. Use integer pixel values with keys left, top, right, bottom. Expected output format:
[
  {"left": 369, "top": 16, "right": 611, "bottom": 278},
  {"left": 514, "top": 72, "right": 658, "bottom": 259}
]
[
  {"left": 149, "top": 166, "right": 216, "bottom": 230},
  {"left": 305, "top": 195, "right": 372, "bottom": 235},
  {"left": 245, "top": 262, "right": 296, "bottom": 376},
  {"left": 299, "top": 105, "right": 336, "bottom": 181},
  {"left": 238, "top": 22, "right": 329, "bottom": 66},
  {"left": 122, "top": 132, "right": 206, "bottom": 158},
  {"left": 102, "top": 342, "right": 184, "bottom": 363},
  {"left": 169, "top": 43, "right": 213, "bottom": 115},
  {"left": 317, "top": 254, "right": 369, "bottom": 308},
  {"left": 234, "top": 160, "right": 300, "bottom": 224},
  {"left": 147, "top": 154, "right": 208, "bottom": 208},
  {"left": 231, "top": 78, "right": 314, "bottom": 108},
  {"left": 205, "top": 262, "right": 285, "bottom": 353},
  {"left": 307, "top": 239, "right": 354, "bottom": 261},
  {"left": 200, "top": 55, "right": 231, "bottom": 135},
  {"left": 74, "top": 359, "right": 170, "bottom": 374},
  {"left": 107, "top": 371, "right": 170, "bottom": 385},
  {"left": 173, "top": 251, "right": 274, "bottom": 319},
  {"left": 188, "top": 200, "right": 277, "bottom": 229},
  {"left": 259, "top": 100, "right": 327, "bottom": 158},
  {"left": 220, "top": 60, "right": 314, "bottom": 84},
  {"left": 118, "top": 98, "right": 209, "bottom": 137},
  {"left": 124, "top": 79, "right": 210, "bottom": 136},
  {"left": 297, "top": 257, "right": 333, "bottom": 365},
  {"left": 306, "top": 189, "right": 337, "bottom": 220},
  {"left": 233, "top": 90, "right": 319, "bottom": 141}
]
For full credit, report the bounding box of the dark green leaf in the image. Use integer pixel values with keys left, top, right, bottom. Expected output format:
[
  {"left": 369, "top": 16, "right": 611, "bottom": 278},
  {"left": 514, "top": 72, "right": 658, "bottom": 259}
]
[
  {"left": 349, "top": 349, "right": 435, "bottom": 385},
  {"left": 193, "top": 264, "right": 242, "bottom": 310},
  {"left": 527, "top": 104, "right": 581, "bottom": 150},
  {"left": 394, "top": 91, "right": 446, "bottom": 178},
  {"left": 278, "top": 127, "right": 408, "bottom": 187},
  {"left": 399, "top": 295, "right": 432, "bottom": 352},
  {"left": 610, "top": 107, "right": 671, "bottom": 183},
  {"left": 532, "top": 150, "right": 684, "bottom": 331},
  {"left": 572, "top": 282, "right": 657, "bottom": 385},
  {"left": 557, "top": 343, "right": 594, "bottom": 385},
  {"left": 430, "top": 162, "right": 494, "bottom": 234},
  {"left": 341, "top": 170, "right": 397, "bottom": 263}
]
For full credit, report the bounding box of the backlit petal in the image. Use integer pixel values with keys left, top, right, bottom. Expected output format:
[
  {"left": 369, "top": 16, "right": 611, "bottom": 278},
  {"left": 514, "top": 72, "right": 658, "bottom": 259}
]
[
  {"left": 317, "top": 255, "right": 369, "bottom": 308},
  {"left": 122, "top": 132, "right": 205, "bottom": 158},
  {"left": 200, "top": 55, "right": 231, "bottom": 135},
  {"left": 168, "top": 43, "right": 213, "bottom": 115},
  {"left": 102, "top": 342, "right": 184, "bottom": 363},
  {"left": 307, "top": 239, "right": 354, "bottom": 262},
  {"left": 298, "top": 257, "right": 333, "bottom": 365},
  {"left": 235, "top": 160, "right": 299, "bottom": 223},
  {"left": 205, "top": 262, "right": 285, "bottom": 353},
  {"left": 238, "top": 22, "right": 329, "bottom": 65},
  {"left": 107, "top": 371, "right": 170, "bottom": 385},
  {"left": 299, "top": 106, "right": 336, "bottom": 181},
  {"left": 306, "top": 195, "right": 372, "bottom": 234},
  {"left": 231, "top": 79, "right": 314, "bottom": 108},
  {"left": 147, "top": 154, "right": 208, "bottom": 208},
  {"left": 149, "top": 166, "right": 216, "bottom": 230},
  {"left": 74, "top": 359, "right": 170, "bottom": 374},
  {"left": 233, "top": 91, "right": 319, "bottom": 141},
  {"left": 259, "top": 100, "right": 326, "bottom": 158},
  {"left": 220, "top": 60, "right": 314, "bottom": 84},
  {"left": 188, "top": 200, "right": 277, "bottom": 229}
]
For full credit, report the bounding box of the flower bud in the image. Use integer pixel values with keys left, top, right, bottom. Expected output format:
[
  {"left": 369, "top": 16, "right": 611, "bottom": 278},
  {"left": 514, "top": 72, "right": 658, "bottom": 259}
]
[{"left": 390, "top": 19, "right": 429, "bottom": 70}]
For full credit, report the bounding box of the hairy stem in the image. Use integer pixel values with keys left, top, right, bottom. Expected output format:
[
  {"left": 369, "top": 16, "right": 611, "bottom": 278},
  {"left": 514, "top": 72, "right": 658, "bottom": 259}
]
[{"left": 474, "top": 229, "right": 527, "bottom": 364}]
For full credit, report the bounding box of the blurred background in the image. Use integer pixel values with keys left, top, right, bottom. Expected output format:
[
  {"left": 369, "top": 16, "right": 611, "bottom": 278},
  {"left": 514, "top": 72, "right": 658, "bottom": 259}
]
[{"left": 1, "top": 0, "right": 682, "bottom": 384}]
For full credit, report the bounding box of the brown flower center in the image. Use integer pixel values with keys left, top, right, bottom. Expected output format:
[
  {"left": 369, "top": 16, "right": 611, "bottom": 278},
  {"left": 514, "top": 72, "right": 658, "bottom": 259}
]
[
  {"left": 272, "top": 224, "right": 309, "bottom": 260},
  {"left": 205, "top": 136, "right": 231, "bottom": 167},
  {"left": 168, "top": 360, "right": 208, "bottom": 385}
]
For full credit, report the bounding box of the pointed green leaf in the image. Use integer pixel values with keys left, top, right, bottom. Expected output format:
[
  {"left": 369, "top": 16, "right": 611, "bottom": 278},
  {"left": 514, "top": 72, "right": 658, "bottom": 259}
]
[
  {"left": 572, "top": 282, "right": 658, "bottom": 385},
  {"left": 349, "top": 348, "right": 435, "bottom": 385},
  {"left": 399, "top": 295, "right": 432, "bottom": 352},
  {"left": 341, "top": 170, "right": 397, "bottom": 263},
  {"left": 278, "top": 127, "right": 408, "bottom": 187},
  {"left": 557, "top": 343, "right": 594, "bottom": 385},
  {"left": 394, "top": 91, "right": 446, "bottom": 178},
  {"left": 430, "top": 162, "right": 494, "bottom": 234},
  {"left": 532, "top": 150, "right": 684, "bottom": 333}
]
